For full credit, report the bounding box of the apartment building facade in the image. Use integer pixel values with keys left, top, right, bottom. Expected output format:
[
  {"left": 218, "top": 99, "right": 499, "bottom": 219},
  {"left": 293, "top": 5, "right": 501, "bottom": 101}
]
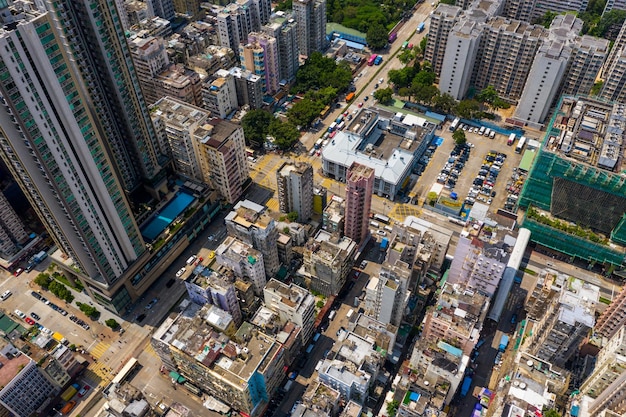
[
  {"left": 293, "top": 0, "right": 328, "bottom": 57},
  {"left": 276, "top": 162, "right": 314, "bottom": 222},
  {"left": 344, "top": 162, "right": 374, "bottom": 244}
]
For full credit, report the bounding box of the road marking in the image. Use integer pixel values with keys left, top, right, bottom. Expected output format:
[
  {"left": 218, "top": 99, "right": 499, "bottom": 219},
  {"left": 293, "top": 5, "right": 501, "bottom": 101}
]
[{"left": 89, "top": 341, "right": 110, "bottom": 359}]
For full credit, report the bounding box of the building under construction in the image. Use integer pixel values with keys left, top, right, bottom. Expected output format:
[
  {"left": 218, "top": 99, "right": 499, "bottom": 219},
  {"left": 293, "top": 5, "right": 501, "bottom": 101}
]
[{"left": 519, "top": 95, "right": 626, "bottom": 268}]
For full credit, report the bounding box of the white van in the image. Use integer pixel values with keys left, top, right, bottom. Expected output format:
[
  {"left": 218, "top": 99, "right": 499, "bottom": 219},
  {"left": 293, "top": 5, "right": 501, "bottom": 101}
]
[
  {"left": 370, "top": 221, "right": 380, "bottom": 228},
  {"left": 1, "top": 290, "right": 11, "bottom": 301},
  {"left": 186, "top": 255, "right": 197, "bottom": 265},
  {"left": 384, "top": 225, "right": 393, "bottom": 233},
  {"left": 478, "top": 126, "right": 486, "bottom": 135}
]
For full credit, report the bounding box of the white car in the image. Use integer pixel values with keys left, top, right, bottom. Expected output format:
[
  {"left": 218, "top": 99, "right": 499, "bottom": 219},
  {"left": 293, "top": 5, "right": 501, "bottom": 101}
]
[
  {"left": 14, "top": 310, "right": 25, "bottom": 319},
  {"left": 379, "top": 78, "right": 384, "bottom": 84},
  {"left": 175, "top": 267, "right": 187, "bottom": 278}
]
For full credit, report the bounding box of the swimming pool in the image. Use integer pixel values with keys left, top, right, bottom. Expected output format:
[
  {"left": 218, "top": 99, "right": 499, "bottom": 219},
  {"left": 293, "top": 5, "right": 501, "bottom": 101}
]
[{"left": 141, "top": 192, "right": 196, "bottom": 241}]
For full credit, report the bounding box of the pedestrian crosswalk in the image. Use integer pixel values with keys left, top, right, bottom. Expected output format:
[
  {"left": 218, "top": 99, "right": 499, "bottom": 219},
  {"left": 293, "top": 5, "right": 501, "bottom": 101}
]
[
  {"left": 89, "top": 341, "right": 110, "bottom": 360},
  {"left": 143, "top": 340, "right": 158, "bottom": 358},
  {"left": 266, "top": 198, "right": 279, "bottom": 212},
  {"left": 83, "top": 361, "right": 113, "bottom": 386}
]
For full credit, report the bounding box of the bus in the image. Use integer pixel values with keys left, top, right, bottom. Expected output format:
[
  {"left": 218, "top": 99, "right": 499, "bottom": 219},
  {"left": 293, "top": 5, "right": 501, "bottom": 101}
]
[
  {"left": 367, "top": 54, "right": 377, "bottom": 66},
  {"left": 111, "top": 358, "right": 139, "bottom": 385},
  {"left": 402, "top": 41, "right": 409, "bottom": 49},
  {"left": 320, "top": 105, "right": 331, "bottom": 119},
  {"left": 449, "top": 117, "right": 460, "bottom": 132},
  {"left": 507, "top": 133, "right": 516, "bottom": 146},
  {"left": 515, "top": 136, "right": 527, "bottom": 153},
  {"left": 374, "top": 213, "right": 390, "bottom": 224}
]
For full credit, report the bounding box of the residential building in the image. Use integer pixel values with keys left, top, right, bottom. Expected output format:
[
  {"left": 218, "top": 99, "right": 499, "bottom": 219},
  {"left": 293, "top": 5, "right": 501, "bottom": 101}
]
[
  {"left": 301, "top": 230, "right": 357, "bottom": 296},
  {"left": 472, "top": 17, "right": 545, "bottom": 103},
  {"left": 277, "top": 233, "right": 293, "bottom": 266},
  {"left": 216, "top": 0, "right": 272, "bottom": 52},
  {"left": 276, "top": 162, "right": 314, "bottom": 222},
  {"left": 152, "top": 65, "right": 203, "bottom": 108},
  {"left": 250, "top": 308, "right": 303, "bottom": 366},
  {"left": 602, "top": 20, "right": 626, "bottom": 79},
  {"left": 147, "top": 0, "right": 175, "bottom": 20},
  {"left": 519, "top": 96, "right": 626, "bottom": 268},
  {"left": 318, "top": 331, "right": 384, "bottom": 402},
  {"left": 515, "top": 15, "right": 607, "bottom": 128},
  {"left": 403, "top": 216, "right": 453, "bottom": 273},
  {"left": 124, "top": 1, "right": 152, "bottom": 28},
  {"left": 522, "top": 271, "right": 597, "bottom": 368},
  {"left": 344, "top": 162, "right": 374, "bottom": 244},
  {"left": 502, "top": 0, "right": 536, "bottom": 22},
  {"left": 581, "top": 325, "right": 626, "bottom": 406},
  {"left": 447, "top": 237, "right": 508, "bottom": 297},
  {"left": 531, "top": 0, "right": 588, "bottom": 21},
  {"left": 439, "top": 19, "right": 482, "bottom": 100},
  {"left": 323, "top": 196, "right": 345, "bottom": 234},
  {"left": 421, "top": 281, "right": 490, "bottom": 355},
  {"left": 293, "top": 0, "right": 328, "bottom": 57},
  {"left": 322, "top": 107, "right": 436, "bottom": 201},
  {"left": 151, "top": 305, "right": 285, "bottom": 417},
  {"left": 189, "top": 46, "right": 237, "bottom": 77},
  {"left": 350, "top": 314, "right": 398, "bottom": 355},
  {"left": 230, "top": 67, "right": 264, "bottom": 111},
  {"left": 202, "top": 69, "right": 239, "bottom": 119},
  {"left": 185, "top": 267, "right": 242, "bottom": 325},
  {"left": 263, "top": 14, "right": 300, "bottom": 83},
  {"left": 264, "top": 278, "right": 316, "bottom": 345},
  {"left": 364, "top": 260, "right": 411, "bottom": 326},
  {"left": 151, "top": 97, "right": 209, "bottom": 181},
  {"left": 129, "top": 35, "right": 171, "bottom": 105},
  {"left": 173, "top": 0, "right": 202, "bottom": 18},
  {"left": 0, "top": 340, "right": 57, "bottom": 417},
  {"left": 596, "top": 285, "right": 626, "bottom": 340},
  {"left": 215, "top": 236, "right": 267, "bottom": 295},
  {"left": 225, "top": 200, "right": 279, "bottom": 278},
  {"left": 129, "top": 16, "right": 173, "bottom": 39},
  {"left": 300, "top": 382, "right": 341, "bottom": 415},
  {"left": 604, "top": 0, "right": 626, "bottom": 15},
  {"left": 0, "top": 2, "right": 176, "bottom": 307},
  {"left": 601, "top": 48, "right": 626, "bottom": 102},
  {"left": 246, "top": 32, "right": 281, "bottom": 94},
  {"left": 194, "top": 119, "right": 249, "bottom": 204},
  {"left": 0, "top": 191, "right": 28, "bottom": 259},
  {"left": 313, "top": 186, "right": 328, "bottom": 215},
  {"left": 424, "top": 4, "right": 463, "bottom": 76}
]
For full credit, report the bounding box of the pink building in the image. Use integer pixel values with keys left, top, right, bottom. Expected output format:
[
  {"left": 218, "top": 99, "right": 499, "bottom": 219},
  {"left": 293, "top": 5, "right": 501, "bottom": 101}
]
[{"left": 344, "top": 162, "right": 374, "bottom": 243}]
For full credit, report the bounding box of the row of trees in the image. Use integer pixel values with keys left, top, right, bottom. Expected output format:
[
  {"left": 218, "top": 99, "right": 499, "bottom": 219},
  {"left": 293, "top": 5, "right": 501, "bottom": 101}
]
[{"left": 34, "top": 273, "right": 74, "bottom": 303}]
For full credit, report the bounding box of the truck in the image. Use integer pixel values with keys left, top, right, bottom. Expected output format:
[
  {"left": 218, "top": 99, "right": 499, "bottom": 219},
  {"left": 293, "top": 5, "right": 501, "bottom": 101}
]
[
  {"left": 346, "top": 92, "right": 355, "bottom": 102},
  {"left": 61, "top": 400, "right": 77, "bottom": 415},
  {"left": 417, "top": 22, "right": 426, "bottom": 33},
  {"left": 460, "top": 376, "right": 472, "bottom": 397},
  {"left": 328, "top": 122, "right": 337, "bottom": 132},
  {"left": 499, "top": 334, "right": 509, "bottom": 351},
  {"left": 314, "top": 139, "right": 323, "bottom": 149},
  {"left": 381, "top": 237, "right": 389, "bottom": 250},
  {"left": 374, "top": 55, "right": 383, "bottom": 65},
  {"left": 32, "top": 251, "right": 48, "bottom": 264},
  {"left": 346, "top": 309, "right": 355, "bottom": 319},
  {"left": 61, "top": 383, "right": 80, "bottom": 401}
]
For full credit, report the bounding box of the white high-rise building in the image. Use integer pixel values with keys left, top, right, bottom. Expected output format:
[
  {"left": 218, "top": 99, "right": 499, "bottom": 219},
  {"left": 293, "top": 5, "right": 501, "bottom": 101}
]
[
  {"left": 276, "top": 162, "right": 314, "bottom": 222},
  {"left": 293, "top": 0, "right": 327, "bottom": 57},
  {"left": 264, "top": 278, "right": 316, "bottom": 344},
  {"left": 202, "top": 69, "right": 239, "bottom": 119},
  {"left": 215, "top": 236, "right": 267, "bottom": 295}
]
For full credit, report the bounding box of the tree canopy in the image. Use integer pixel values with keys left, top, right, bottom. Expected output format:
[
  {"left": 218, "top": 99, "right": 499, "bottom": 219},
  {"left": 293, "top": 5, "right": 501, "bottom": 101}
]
[
  {"left": 374, "top": 88, "right": 394, "bottom": 104},
  {"left": 326, "top": 0, "right": 418, "bottom": 34},
  {"left": 367, "top": 23, "right": 390, "bottom": 50},
  {"left": 242, "top": 110, "right": 273, "bottom": 147},
  {"left": 453, "top": 129, "right": 467, "bottom": 145},
  {"left": 292, "top": 52, "right": 352, "bottom": 94},
  {"left": 287, "top": 98, "right": 324, "bottom": 128}
]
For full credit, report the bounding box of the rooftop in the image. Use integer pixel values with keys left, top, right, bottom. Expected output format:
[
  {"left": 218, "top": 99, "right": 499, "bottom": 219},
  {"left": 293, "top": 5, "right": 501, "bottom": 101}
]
[
  {"left": 430, "top": 282, "right": 489, "bottom": 337},
  {"left": 0, "top": 339, "right": 31, "bottom": 389},
  {"left": 226, "top": 200, "right": 272, "bottom": 230},
  {"left": 265, "top": 279, "right": 312, "bottom": 310},
  {"left": 153, "top": 303, "right": 279, "bottom": 385},
  {"left": 152, "top": 97, "right": 209, "bottom": 130}
]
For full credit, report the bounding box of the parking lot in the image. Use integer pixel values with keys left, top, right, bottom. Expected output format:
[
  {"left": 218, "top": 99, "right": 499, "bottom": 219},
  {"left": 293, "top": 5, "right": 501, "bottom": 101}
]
[{"left": 413, "top": 123, "right": 525, "bottom": 215}]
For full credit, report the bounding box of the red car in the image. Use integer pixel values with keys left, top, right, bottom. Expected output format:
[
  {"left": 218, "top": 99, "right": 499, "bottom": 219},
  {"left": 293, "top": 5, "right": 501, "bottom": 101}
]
[
  {"left": 24, "top": 317, "right": 35, "bottom": 325},
  {"left": 14, "top": 268, "right": 23, "bottom": 277},
  {"left": 78, "top": 385, "right": 91, "bottom": 397}
]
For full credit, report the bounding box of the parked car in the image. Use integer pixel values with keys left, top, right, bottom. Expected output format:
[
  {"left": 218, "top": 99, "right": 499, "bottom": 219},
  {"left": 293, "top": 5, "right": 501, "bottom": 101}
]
[
  {"left": 30, "top": 312, "right": 41, "bottom": 320},
  {"left": 78, "top": 385, "right": 91, "bottom": 397},
  {"left": 175, "top": 267, "right": 186, "bottom": 278},
  {"left": 14, "top": 310, "right": 25, "bottom": 319}
]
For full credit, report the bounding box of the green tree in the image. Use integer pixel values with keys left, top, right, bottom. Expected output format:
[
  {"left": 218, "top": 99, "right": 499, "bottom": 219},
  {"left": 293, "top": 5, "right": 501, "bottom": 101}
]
[
  {"left": 440, "top": 0, "right": 455, "bottom": 4},
  {"left": 533, "top": 11, "right": 558, "bottom": 28},
  {"left": 589, "top": 9, "right": 626, "bottom": 38},
  {"left": 419, "top": 36, "right": 428, "bottom": 56},
  {"left": 366, "top": 23, "right": 389, "bottom": 50},
  {"left": 427, "top": 192, "right": 438, "bottom": 205},
  {"left": 453, "top": 129, "right": 467, "bottom": 145},
  {"left": 543, "top": 410, "right": 561, "bottom": 417},
  {"left": 34, "top": 273, "right": 51, "bottom": 289},
  {"left": 398, "top": 87, "right": 412, "bottom": 100},
  {"left": 305, "top": 86, "right": 339, "bottom": 106},
  {"left": 316, "top": 300, "right": 325, "bottom": 308},
  {"left": 398, "top": 48, "right": 414, "bottom": 65},
  {"left": 269, "top": 120, "right": 300, "bottom": 150},
  {"left": 241, "top": 110, "right": 273, "bottom": 147},
  {"left": 386, "top": 400, "right": 400, "bottom": 417},
  {"left": 287, "top": 98, "right": 324, "bottom": 128},
  {"left": 287, "top": 211, "right": 299, "bottom": 222},
  {"left": 432, "top": 93, "right": 457, "bottom": 114},
  {"left": 455, "top": 99, "right": 481, "bottom": 119},
  {"left": 76, "top": 302, "right": 100, "bottom": 319},
  {"left": 105, "top": 319, "right": 120, "bottom": 329},
  {"left": 374, "top": 88, "right": 394, "bottom": 104},
  {"left": 412, "top": 84, "right": 438, "bottom": 105},
  {"left": 413, "top": 70, "right": 436, "bottom": 87},
  {"left": 591, "top": 80, "right": 604, "bottom": 95},
  {"left": 476, "top": 85, "right": 499, "bottom": 108}
]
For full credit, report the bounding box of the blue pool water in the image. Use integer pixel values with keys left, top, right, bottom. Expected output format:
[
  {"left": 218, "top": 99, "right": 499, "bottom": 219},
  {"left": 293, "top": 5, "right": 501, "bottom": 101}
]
[{"left": 141, "top": 192, "right": 195, "bottom": 241}]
